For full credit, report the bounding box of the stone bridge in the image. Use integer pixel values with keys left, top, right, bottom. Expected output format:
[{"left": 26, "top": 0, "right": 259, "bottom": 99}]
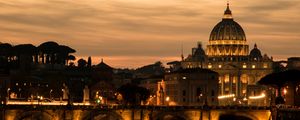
[{"left": 0, "top": 105, "right": 277, "bottom": 120}]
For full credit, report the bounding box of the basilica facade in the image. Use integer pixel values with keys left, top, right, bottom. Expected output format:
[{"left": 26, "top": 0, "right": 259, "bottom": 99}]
[{"left": 177, "top": 4, "right": 274, "bottom": 106}]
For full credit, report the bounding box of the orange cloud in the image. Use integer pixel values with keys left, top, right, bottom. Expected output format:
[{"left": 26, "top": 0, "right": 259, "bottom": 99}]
[{"left": 0, "top": 0, "right": 299, "bottom": 68}]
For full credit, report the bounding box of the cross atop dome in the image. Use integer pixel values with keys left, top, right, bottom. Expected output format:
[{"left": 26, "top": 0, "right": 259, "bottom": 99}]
[{"left": 223, "top": 2, "right": 233, "bottom": 19}]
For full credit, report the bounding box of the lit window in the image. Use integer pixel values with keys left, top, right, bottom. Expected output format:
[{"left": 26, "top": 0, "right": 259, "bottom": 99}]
[
  {"left": 243, "top": 65, "right": 247, "bottom": 68},
  {"left": 218, "top": 65, "right": 222, "bottom": 68},
  {"left": 225, "top": 87, "right": 229, "bottom": 91},
  {"left": 263, "top": 63, "right": 268, "bottom": 68},
  {"left": 224, "top": 79, "right": 229, "bottom": 83},
  {"left": 242, "top": 79, "right": 248, "bottom": 84},
  {"left": 233, "top": 79, "right": 236, "bottom": 83},
  {"left": 208, "top": 65, "right": 212, "bottom": 69},
  {"left": 242, "top": 90, "right": 247, "bottom": 94},
  {"left": 252, "top": 65, "right": 256, "bottom": 69}
]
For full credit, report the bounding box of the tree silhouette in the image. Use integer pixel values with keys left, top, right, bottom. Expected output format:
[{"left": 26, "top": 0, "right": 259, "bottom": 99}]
[
  {"left": 0, "top": 43, "right": 13, "bottom": 73},
  {"left": 259, "top": 69, "right": 300, "bottom": 104},
  {"left": 0, "top": 43, "right": 12, "bottom": 60},
  {"left": 77, "top": 58, "right": 87, "bottom": 68},
  {"left": 57, "top": 45, "right": 76, "bottom": 65},
  {"left": 38, "top": 41, "right": 59, "bottom": 64},
  {"left": 37, "top": 41, "right": 76, "bottom": 65},
  {"left": 67, "top": 55, "right": 76, "bottom": 66},
  {"left": 12, "top": 44, "right": 37, "bottom": 69},
  {"left": 117, "top": 83, "right": 150, "bottom": 105},
  {"left": 87, "top": 56, "right": 92, "bottom": 68}
]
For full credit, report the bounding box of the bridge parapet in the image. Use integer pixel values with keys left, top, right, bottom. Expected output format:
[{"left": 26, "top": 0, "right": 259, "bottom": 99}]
[{"left": 0, "top": 104, "right": 288, "bottom": 120}]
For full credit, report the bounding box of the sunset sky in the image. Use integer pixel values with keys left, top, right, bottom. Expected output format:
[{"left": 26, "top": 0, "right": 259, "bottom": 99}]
[{"left": 0, "top": 0, "right": 299, "bottom": 68}]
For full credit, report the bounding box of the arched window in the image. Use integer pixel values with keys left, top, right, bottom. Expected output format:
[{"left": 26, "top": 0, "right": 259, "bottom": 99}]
[
  {"left": 224, "top": 74, "right": 230, "bottom": 83},
  {"left": 241, "top": 74, "right": 249, "bottom": 84}
]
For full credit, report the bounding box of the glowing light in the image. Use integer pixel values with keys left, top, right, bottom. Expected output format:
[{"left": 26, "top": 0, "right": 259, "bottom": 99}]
[
  {"left": 7, "top": 100, "right": 91, "bottom": 106},
  {"left": 218, "top": 94, "right": 235, "bottom": 99},
  {"left": 249, "top": 93, "right": 265, "bottom": 99},
  {"left": 263, "top": 63, "right": 268, "bottom": 68},
  {"left": 208, "top": 65, "right": 212, "bottom": 69},
  {"left": 283, "top": 89, "right": 287, "bottom": 95},
  {"left": 165, "top": 96, "right": 170, "bottom": 102}
]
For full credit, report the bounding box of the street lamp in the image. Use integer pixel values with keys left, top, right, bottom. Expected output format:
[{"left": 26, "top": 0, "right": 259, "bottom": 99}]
[
  {"left": 18, "top": 88, "right": 21, "bottom": 98},
  {"left": 165, "top": 96, "right": 170, "bottom": 106},
  {"left": 37, "top": 96, "right": 40, "bottom": 105},
  {"left": 50, "top": 89, "right": 53, "bottom": 100},
  {"left": 198, "top": 93, "right": 203, "bottom": 105},
  {"left": 283, "top": 89, "right": 287, "bottom": 95},
  {"left": 39, "top": 96, "right": 43, "bottom": 105},
  {"left": 7, "top": 88, "right": 10, "bottom": 99}
]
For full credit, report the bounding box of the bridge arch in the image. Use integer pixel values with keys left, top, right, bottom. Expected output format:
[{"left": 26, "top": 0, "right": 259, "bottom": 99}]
[
  {"left": 82, "top": 110, "right": 124, "bottom": 120},
  {"left": 153, "top": 111, "right": 189, "bottom": 120},
  {"left": 14, "top": 110, "right": 55, "bottom": 120},
  {"left": 218, "top": 112, "right": 258, "bottom": 120}
]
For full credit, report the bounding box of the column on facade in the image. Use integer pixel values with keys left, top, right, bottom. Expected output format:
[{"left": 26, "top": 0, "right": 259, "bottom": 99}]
[
  {"left": 191, "top": 85, "right": 194, "bottom": 105},
  {"left": 236, "top": 75, "right": 239, "bottom": 97},
  {"left": 233, "top": 75, "right": 238, "bottom": 96},
  {"left": 220, "top": 76, "right": 224, "bottom": 95},
  {"left": 224, "top": 74, "right": 230, "bottom": 95},
  {"left": 229, "top": 74, "right": 233, "bottom": 94}
]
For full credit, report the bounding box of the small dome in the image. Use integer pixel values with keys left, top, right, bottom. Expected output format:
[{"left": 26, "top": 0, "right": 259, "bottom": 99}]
[
  {"left": 249, "top": 44, "right": 262, "bottom": 58},
  {"left": 96, "top": 59, "right": 113, "bottom": 70},
  {"left": 192, "top": 42, "right": 206, "bottom": 61},
  {"left": 209, "top": 3, "right": 246, "bottom": 41}
]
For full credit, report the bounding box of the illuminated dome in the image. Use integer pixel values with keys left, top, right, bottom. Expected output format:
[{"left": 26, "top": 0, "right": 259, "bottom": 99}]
[
  {"left": 209, "top": 19, "right": 246, "bottom": 41},
  {"left": 209, "top": 3, "right": 246, "bottom": 41},
  {"left": 206, "top": 3, "right": 249, "bottom": 57}
]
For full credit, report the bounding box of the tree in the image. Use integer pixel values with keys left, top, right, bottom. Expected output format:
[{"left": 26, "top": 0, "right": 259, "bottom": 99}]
[
  {"left": 0, "top": 43, "right": 13, "bottom": 72},
  {"left": 57, "top": 45, "right": 76, "bottom": 65},
  {"left": 38, "top": 41, "right": 59, "bottom": 64},
  {"left": 87, "top": 56, "right": 92, "bottom": 68},
  {"left": 77, "top": 58, "right": 87, "bottom": 68},
  {"left": 0, "top": 43, "right": 13, "bottom": 61},
  {"left": 117, "top": 83, "right": 150, "bottom": 105},
  {"left": 67, "top": 55, "right": 76, "bottom": 66},
  {"left": 259, "top": 69, "right": 300, "bottom": 104},
  {"left": 12, "top": 44, "right": 37, "bottom": 69}
]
